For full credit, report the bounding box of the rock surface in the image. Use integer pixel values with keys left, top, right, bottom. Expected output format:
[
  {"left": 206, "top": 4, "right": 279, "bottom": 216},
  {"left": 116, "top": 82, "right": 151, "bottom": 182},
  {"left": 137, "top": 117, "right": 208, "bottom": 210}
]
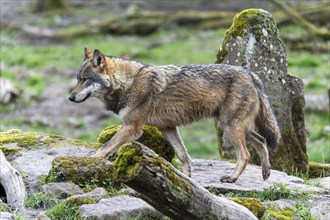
[
  {"left": 215, "top": 8, "right": 308, "bottom": 174},
  {"left": 78, "top": 195, "right": 163, "bottom": 219},
  {"left": 310, "top": 200, "right": 330, "bottom": 220},
  {"left": 66, "top": 187, "right": 109, "bottom": 206},
  {"left": 41, "top": 182, "right": 84, "bottom": 199},
  {"left": 12, "top": 147, "right": 95, "bottom": 191},
  {"left": 0, "top": 212, "right": 15, "bottom": 220},
  {"left": 191, "top": 159, "right": 326, "bottom": 194}
]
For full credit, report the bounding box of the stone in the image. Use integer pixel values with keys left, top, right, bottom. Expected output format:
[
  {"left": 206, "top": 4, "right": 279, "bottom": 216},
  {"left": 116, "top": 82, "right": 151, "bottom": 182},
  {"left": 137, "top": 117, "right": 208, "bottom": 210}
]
[
  {"left": 305, "top": 93, "right": 329, "bottom": 112},
  {"left": 11, "top": 145, "right": 95, "bottom": 191},
  {"left": 78, "top": 195, "right": 163, "bottom": 219},
  {"left": 191, "top": 159, "right": 327, "bottom": 194},
  {"left": 0, "top": 77, "right": 19, "bottom": 104},
  {"left": 65, "top": 187, "right": 109, "bottom": 206},
  {"left": 310, "top": 201, "right": 330, "bottom": 220},
  {"left": 215, "top": 9, "right": 308, "bottom": 174},
  {"left": 41, "top": 182, "right": 84, "bottom": 199},
  {"left": 318, "top": 177, "right": 330, "bottom": 190},
  {"left": 0, "top": 212, "right": 15, "bottom": 220}
]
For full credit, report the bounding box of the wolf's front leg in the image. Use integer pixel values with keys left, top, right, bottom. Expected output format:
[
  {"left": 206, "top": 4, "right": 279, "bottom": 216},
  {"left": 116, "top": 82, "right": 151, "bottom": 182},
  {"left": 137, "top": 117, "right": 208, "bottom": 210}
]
[
  {"left": 161, "top": 127, "right": 192, "bottom": 177},
  {"left": 92, "top": 124, "right": 143, "bottom": 159}
]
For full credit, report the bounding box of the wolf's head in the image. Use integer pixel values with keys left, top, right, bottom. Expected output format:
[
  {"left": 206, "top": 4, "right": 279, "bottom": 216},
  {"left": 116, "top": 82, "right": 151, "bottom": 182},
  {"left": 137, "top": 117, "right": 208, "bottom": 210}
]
[{"left": 69, "top": 47, "right": 111, "bottom": 103}]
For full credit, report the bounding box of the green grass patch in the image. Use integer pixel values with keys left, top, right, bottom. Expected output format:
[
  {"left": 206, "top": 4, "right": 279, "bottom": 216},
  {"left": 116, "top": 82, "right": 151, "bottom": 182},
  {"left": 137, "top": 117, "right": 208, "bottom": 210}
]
[
  {"left": 25, "top": 192, "right": 58, "bottom": 209},
  {"left": 225, "top": 183, "right": 311, "bottom": 202},
  {"left": 305, "top": 110, "right": 330, "bottom": 163},
  {"left": 45, "top": 202, "right": 80, "bottom": 220},
  {"left": 179, "top": 119, "right": 219, "bottom": 159}
]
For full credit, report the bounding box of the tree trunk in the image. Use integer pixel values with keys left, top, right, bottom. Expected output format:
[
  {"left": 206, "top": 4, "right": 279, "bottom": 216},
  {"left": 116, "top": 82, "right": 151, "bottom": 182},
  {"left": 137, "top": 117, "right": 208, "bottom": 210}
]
[
  {"left": 0, "top": 150, "right": 26, "bottom": 213},
  {"left": 113, "top": 143, "right": 257, "bottom": 220}
]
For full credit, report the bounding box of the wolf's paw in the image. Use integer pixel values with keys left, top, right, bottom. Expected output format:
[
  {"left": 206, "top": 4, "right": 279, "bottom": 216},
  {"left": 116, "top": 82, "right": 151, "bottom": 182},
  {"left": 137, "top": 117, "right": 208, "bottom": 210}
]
[
  {"left": 220, "top": 175, "right": 237, "bottom": 183},
  {"left": 262, "top": 167, "right": 270, "bottom": 180}
]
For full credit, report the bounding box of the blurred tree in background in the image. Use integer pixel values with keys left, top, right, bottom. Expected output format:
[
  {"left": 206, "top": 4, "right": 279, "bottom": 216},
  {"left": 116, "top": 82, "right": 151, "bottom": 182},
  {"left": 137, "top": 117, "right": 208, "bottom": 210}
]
[{"left": 32, "top": 0, "right": 67, "bottom": 13}]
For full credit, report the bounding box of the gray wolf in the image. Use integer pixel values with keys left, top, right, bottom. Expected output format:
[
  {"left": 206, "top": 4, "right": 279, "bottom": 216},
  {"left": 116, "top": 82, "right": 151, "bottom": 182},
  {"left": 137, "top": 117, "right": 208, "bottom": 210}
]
[{"left": 68, "top": 47, "right": 281, "bottom": 183}]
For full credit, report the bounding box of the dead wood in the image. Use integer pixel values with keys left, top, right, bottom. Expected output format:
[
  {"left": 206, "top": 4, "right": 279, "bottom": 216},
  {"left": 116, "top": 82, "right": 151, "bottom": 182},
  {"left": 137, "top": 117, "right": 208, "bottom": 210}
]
[
  {"left": 112, "top": 142, "right": 257, "bottom": 220},
  {"left": 271, "top": 0, "right": 330, "bottom": 40},
  {"left": 0, "top": 150, "right": 26, "bottom": 213}
]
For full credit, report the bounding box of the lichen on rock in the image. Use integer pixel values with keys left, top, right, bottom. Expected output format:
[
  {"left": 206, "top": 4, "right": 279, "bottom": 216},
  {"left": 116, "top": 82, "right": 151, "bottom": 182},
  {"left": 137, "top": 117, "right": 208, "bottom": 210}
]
[{"left": 98, "top": 125, "right": 175, "bottom": 161}]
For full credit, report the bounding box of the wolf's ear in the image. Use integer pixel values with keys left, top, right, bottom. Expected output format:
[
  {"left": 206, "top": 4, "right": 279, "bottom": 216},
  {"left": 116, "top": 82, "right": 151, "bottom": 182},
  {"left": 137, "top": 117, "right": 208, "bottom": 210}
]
[
  {"left": 92, "top": 49, "right": 106, "bottom": 67},
  {"left": 84, "top": 47, "right": 93, "bottom": 60}
]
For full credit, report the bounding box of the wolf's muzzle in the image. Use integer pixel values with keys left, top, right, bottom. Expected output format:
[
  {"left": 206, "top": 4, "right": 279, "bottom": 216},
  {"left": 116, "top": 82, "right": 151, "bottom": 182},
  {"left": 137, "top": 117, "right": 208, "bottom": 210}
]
[{"left": 68, "top": 95, "right": 76, "bottom": 102}]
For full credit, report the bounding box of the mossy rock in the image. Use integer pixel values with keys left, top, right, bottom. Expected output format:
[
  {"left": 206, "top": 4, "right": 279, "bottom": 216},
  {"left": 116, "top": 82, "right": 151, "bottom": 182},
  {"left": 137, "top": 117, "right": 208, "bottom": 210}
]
[
  {"left": 98, "top": 125, "right": 175, "bottom": 161},
  {"left": 44, "top": 156, "right": 114, "bottom": 189},
  {"left": 0, "top": 129, "right": 39, "bottom": 148},
  {"left": 231, "top": 197, "right": 266, "bottom": 219},
  {"left": 0, "top": 144, "right": 21, "bottom": 156},
  {"left": 308, "top": 161, "right": 330, "bottom": 178},
  {"left": 265, "top": 209, "right": 295, "bottom": 220},
  {"left": 0, "top": 129, "right": 100, "bottom": 150}
]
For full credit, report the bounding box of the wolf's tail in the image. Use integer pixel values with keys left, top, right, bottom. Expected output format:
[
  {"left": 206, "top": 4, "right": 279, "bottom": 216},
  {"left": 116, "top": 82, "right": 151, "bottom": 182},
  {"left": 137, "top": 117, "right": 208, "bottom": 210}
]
[{"left": 250, "top": 73, "right": 281, "bottom": 149}]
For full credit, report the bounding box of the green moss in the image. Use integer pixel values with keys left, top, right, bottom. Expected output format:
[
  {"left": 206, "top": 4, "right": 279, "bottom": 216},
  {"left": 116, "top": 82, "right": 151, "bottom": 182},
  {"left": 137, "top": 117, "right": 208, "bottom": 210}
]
[
  {"left": 98, "top": 125, "right": 175, "bottom": 161},
  {"left": 44, "top": 156, "right": 116, "bottom": 194},
  {"left": 113, "top": 144, "right": 142, "bottom": 182},
  {"left": 308, "top": 161, "right": 330, "bottom": 178},
  {"left": 0, "top": 202, "right": 8, "bottom": 212},
  {"left": 231, "top": 197, "right": 266, "bottom": 219},
  {"left": 230, "top": 9, "right": 265, "bottom": 38},
  {"left": 266, "top": 208, "right": 294, "bottom": 220},
  {"left": 0, "top": 130, "right": 100, "bottom": 151},
  {"left": 0, "top": 129, "right": 39, "bottom": 148},
  {"left": 65, "top": 192, "right": 107, "bottom": 206},
  {"left": 0, "top": 145, "right": 21, "bottom": 155}
]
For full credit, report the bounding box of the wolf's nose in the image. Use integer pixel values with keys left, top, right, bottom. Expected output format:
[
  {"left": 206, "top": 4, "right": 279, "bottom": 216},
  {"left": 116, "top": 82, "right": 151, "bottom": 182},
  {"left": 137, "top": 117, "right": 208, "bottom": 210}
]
[{"left": 68, "top": 95, "right": 76, "bottom": 102}]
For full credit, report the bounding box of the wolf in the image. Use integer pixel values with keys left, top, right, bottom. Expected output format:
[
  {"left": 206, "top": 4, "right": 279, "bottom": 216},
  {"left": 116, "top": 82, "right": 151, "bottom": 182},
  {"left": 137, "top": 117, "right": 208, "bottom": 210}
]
[{"left": 69, "top": 47, "right": 281, "bottom": 183}]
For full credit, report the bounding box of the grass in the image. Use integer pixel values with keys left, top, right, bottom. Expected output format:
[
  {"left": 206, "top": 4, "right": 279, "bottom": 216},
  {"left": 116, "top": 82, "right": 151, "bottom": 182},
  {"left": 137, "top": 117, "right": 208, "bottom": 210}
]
[
  {"left": 25, "top": 192, "right": 58, "bottom": 209},
  {"left": 225, "top": 183, "right": 311, "bottom": 202},
  {"left": 1, "top": 25, "right": 329, "bottom": 163}
]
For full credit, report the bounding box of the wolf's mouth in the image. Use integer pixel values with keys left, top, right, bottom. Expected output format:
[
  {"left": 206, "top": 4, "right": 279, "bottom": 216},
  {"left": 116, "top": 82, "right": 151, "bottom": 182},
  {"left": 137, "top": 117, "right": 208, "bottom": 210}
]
[{"left": 69, "top": 93, "right": 91, "bottom": 103}]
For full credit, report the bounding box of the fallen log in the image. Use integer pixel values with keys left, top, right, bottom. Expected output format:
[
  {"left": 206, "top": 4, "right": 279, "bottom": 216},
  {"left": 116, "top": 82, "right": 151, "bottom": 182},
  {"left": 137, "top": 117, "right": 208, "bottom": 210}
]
[
  {"left": 271, "top": 0, "right": 330, "bottom": 40},
  {"left": 113, "top": 143, "right": 257, "bottom": 220},
  {"left": 0, "top": 149, "right": 26, "bottom": 213}
]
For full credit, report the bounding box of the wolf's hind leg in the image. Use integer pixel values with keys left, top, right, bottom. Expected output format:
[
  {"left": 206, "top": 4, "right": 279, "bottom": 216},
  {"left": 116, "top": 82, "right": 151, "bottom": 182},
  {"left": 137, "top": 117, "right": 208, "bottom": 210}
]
[
  {"left": 247, "top": 130, "right": 271, "bottom": 180},
  {"left": 161, "top": 127, "right": 192, "bottom": 177},
  {"left": 220, "top": 126, "right": 250, "bottom": 183}
]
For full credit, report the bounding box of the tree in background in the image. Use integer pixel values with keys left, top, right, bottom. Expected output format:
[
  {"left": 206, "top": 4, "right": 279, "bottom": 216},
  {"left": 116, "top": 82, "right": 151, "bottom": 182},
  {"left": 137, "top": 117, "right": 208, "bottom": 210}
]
[{"left": 32, "top": 0, "right": 67, "bottom": 13}]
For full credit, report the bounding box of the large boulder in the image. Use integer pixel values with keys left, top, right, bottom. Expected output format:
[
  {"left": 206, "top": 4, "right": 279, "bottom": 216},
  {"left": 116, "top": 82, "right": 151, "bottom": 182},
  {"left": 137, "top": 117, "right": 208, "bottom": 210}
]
[{"left": 215, "top": 9, "right": 308, "bottom": 174}]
